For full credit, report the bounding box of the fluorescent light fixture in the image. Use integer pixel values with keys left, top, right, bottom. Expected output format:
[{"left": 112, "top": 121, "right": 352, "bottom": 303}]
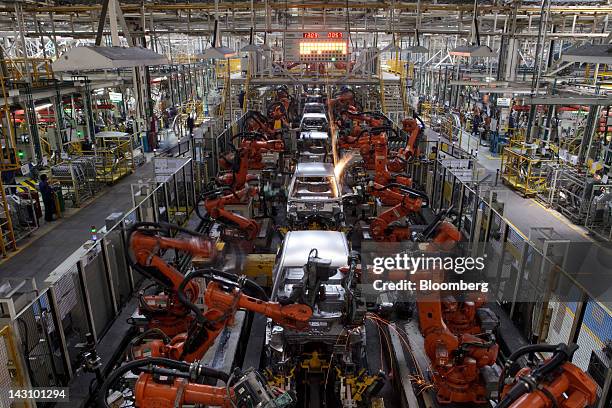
[
  {"left": 201, "top": 47, "right": 237, "bottom": 60},
  {"left": 450, "top": 45, "right": 496, "bottom": 58},
  {"left": 561, "top": 44, "right": 612, "bottom": 65}
]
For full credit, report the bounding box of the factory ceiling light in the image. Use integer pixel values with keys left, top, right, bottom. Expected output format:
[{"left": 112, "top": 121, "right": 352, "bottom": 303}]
[
  {"left": 382, "top": 43, "right": 402, "bottom": 53},
  {"left": 52, "top": 46, "right": 169, "bottom": 71},
  {"left": 561, "top": 44, "right": 612, "bottom": 65},
  {"left": 405, "top": 29, "right": 429, "bottom": 54},
  {"left": 406, "top": 45, "right": 429, "bottom": 54},
  {"left": 449, "top": 45, "right": 496, "bottom": 58},
  {"left": 240, "top": 28, "right": 259, "bottom": 52},
  {"left": 450, "top": 1, "right": 495, "bottom": 58},
  {"left": 200, "top": 20, "right": 236, "bottom": 60}
]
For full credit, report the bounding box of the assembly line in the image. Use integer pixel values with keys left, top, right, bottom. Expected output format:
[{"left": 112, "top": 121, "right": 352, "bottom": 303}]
[{"left": 0, "top": 2, "right": 610, "bottom": 408}]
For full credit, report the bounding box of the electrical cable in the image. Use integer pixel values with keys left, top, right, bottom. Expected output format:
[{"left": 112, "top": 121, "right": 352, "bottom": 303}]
[{"left": 96, "top": 358, "right": 228, "bottom": 408}]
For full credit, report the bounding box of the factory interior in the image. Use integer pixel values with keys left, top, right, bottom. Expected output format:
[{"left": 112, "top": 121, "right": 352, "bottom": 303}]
[{"left": 0, "top": 1, "right": 611, "bottom": 407}]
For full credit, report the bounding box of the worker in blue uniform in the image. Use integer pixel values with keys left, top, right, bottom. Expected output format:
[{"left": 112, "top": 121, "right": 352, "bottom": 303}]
[{"left": 38, "top": 174, "right": 55, "bottom": 222}]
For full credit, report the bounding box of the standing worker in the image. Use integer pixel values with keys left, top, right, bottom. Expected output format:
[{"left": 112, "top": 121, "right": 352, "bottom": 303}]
[
  {"left": 38, "top": 174, "right": 56, "bottom": 222},
  {"left": 186, "top": 113, "right": 195, "bottom": 136},
  {"left": 472, "top": 108, "right": 481, "bottom": 140}
]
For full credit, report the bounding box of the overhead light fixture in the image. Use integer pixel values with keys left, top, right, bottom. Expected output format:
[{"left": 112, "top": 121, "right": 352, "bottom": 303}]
[
  {"left": 52, "top": 46, "right": 169, "bottom": 71},
  {"left": 561, "top": 44, "right": 612, "bottom": 65},
  {"left": 405, "top": 30, "right": 429, "bottom": 54},
  {"left": 382, "top": 43, "right": 402, "bottom": 53},
  {"left": 382, "top": 33, "right": 401, "bottom": 53},
  {"left": 450, "top": 4, "right": 495, "bottom": 58},
  {"left": 450, "top": 45, "right": 496, "bottom": 58},
  {"left": 200, "top": 20, "right": 236, "bottom": 60},
  {"left": 406, "top": 45, "right": 429, "bottom": 54},
  {"left": 240, "top": 28, "right": 259, "bottom": 52}
]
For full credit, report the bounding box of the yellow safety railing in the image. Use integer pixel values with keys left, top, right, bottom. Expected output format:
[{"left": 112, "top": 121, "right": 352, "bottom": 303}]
[
  {"left": 80, "top": 136, "right": 134, "bottom": 184},
  {"left": 3, "top": 57, "right": 54, "bottom": 86}
]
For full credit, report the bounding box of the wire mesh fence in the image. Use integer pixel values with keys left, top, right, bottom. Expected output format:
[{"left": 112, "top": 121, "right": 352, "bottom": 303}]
[{"left": 0, "top": 158, "right": 198, "bottom": 406}]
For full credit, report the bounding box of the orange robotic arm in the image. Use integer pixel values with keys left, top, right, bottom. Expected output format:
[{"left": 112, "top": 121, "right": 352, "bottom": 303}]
[
  {"left": 133, "top": 275, "right": 312, "bottom": 363},
  {"left": 402, "top": 118, "right": 421, "bottom": 156},
  {"left": 220, "top": 133, "right": 285, "bottom": 171},
  {"left": 499, "top": 343, "right": 597, "bottom": 408},
  {"left": 244, "top": 110, "right": 281, "bottom": 138},
  {"left": 100, "top": 358, "right": 293, "bottom": 408},
  {"left": 135, "top": 374, "right": 232, "bottom": 408},
  {"left": 217, "top": 147, "right": 256, "bottom": 189},
  {"left": 203, "top": 186, "right": 260, "bottom": 241},
  {"left": 243, "top": 139, "right": 285, "bottom": 170},
  {"left": 417, "top": 269, "right": 499, "bottom": 404},
  {"left": 368, "top": 183, "right": 425, "bottom": 242},
  {"left": 368, "top": 183, "right": 429, "bottom": 241},
  {"left": 127, "top": 223, "right": 217, "bottom": 336}
]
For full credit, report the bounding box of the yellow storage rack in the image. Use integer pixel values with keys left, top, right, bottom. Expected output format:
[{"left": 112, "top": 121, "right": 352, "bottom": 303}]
[
  {"left": 82, "top": 132, "right": 135, "bottom": 184},
  {"left": 500, "top": 145, "right": 553, "bottom": 196}
]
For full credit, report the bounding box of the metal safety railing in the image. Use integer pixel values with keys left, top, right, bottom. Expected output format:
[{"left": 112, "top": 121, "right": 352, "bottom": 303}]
[
  {"left": 419, "top": 156, "right": 612, "bottom": 404},
  {"left": 0, "top": 158, "right": 198, "bottom": 403}
]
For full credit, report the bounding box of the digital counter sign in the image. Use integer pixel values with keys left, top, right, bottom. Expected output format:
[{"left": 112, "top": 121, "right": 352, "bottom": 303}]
[
  {"left": 285, "top": 32, "right": 349, "bottom": 62},
  {"left": 302, "top": 32, "right": 344, "bottom": 39}
]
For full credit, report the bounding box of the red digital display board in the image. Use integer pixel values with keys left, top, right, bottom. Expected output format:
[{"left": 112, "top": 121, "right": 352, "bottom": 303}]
[{"left": 302, "top": 32, "right": 344, "bottom": 39}]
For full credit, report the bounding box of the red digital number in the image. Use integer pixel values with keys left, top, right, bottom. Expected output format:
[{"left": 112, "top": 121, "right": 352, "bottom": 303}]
[
  {"left": 327, "top": 32, "right": 343, "bottom": 39},
  {"left": 303, "top": 32, "right": 319, "bottom": 39}
]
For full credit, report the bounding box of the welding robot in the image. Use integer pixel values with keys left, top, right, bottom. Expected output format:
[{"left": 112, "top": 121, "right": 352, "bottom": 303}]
[
  {"left": 216, "top": 142, "right": 259, "bottom": 192},
  {"left": 196, "top": 185, "right": 261, "bottom": 242},
  {"left": 219, "top": 131, "right": 285, "bottom": 171},
  {"left": 356, "top": 126, "right": 413, "bottom": 189},
  {"left": 380, "top": 116, "right": 425, "bottom": 174},
  {"left": 244, "top": 110, "right": 282, "bottom": 139},
  {"left": 497, "top": 343, "right": 597, "bottom": 408},
  {"left": 417, "top": 266, "right": 500, "bottom": 404},
  {"left": 130, "top": 268, "right": 312, "bottom": 363},
  {"left": 97, "top": 358, "right": 296, "bottom": 408},
  {"left": 127, "top": 222, "right": 219, "bottom": 337},
  {"left": 366, "top": 182, "right": 461, "bottom": 244},
  {"left": 336, "top": 109, "right": 390, "bottom": 149},
  {"left": 415, "top": 237, "right": 596, "bottom": 407},
  {"left": 329, "top": 87, "right": 362, "bottom": 120}
]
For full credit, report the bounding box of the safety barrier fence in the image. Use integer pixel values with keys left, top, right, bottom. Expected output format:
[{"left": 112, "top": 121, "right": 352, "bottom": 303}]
[
  {"left": 420, "top": 154, "right": 611, "bottom": 406},
  {"left": 209, "top": 112, "right": 249, "bottom": 178},
  {"left": 0, "top": 158, "right": 197, "bottom": 407}
]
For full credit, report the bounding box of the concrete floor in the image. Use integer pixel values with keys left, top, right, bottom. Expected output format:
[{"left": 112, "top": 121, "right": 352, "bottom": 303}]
[
  {"left": 0, "top": 160, "right": 154, "bottom": 286},
  {"left": 427, "top": 127, "right": 592, "bottom": 242}
]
